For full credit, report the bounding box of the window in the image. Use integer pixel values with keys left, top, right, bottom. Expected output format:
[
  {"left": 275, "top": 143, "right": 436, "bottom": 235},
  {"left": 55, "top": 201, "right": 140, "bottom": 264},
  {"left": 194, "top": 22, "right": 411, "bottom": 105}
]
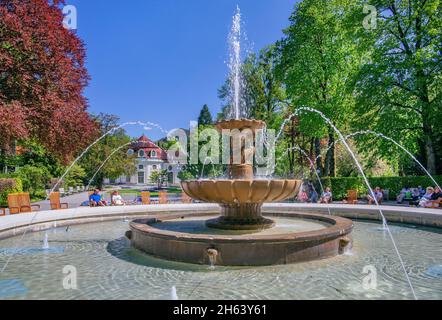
[
  {"left": 152, "top": 165, "right": 157, "bottom": 170},
  {"left": 127, "top": 149, "right": 134, "bottom": 156},
  {"left": 138, "top": 150, "right": 145, "bottom": 157},
  {"left": 151, "top": 150, "right": 157, "bottom": 158},
  {"left": 138, "top": 172, "right": 145, "bottom": 184},
  {"left": 138, "top": 165, "right": 144, "bottom": 170},
  {"left": 168, "top": 166, "right": 173, "bottom": 171}
]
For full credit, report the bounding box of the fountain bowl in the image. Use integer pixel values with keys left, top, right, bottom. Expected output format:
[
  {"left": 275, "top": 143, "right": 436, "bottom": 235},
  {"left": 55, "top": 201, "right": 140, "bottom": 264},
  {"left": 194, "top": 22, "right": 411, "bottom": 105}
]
[{"left": 181, "top": 179, "right": 302, "bottom": 230}]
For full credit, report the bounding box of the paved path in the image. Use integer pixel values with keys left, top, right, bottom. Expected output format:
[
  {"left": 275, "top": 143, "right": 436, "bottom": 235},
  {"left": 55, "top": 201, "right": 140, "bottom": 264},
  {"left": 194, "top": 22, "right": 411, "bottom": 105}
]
[{"left": 34, "top": 191, "right": 91, "bottom": 211}]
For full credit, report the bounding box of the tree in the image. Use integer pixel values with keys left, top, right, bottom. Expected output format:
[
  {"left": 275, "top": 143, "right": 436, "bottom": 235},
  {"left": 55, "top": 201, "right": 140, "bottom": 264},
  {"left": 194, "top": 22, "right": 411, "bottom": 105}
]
[
  {"left": 197, "top": 104, "right": 213, "bottom": 126},
  {"left": 150, "top": 169, "right": 168, "bottom": 188},
  {"left": 78, "top": 113, "right": 136, "bottom": 189},
  {"left": 0, "top": 0, "right": 98, "bottom": 163},
  {"left": 354, "top": 0, "right": 442, "bottom": 174},
  {"left": 278, "top": 0, "right": 364, "bottom": 177}
]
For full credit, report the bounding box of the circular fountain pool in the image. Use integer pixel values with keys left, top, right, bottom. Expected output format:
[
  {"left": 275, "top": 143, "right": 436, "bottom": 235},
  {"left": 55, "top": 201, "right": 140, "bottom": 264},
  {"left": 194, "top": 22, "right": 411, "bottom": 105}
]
[
  {"left": 128, "top": 212, "right": 353, "bottom": 266},
  {"left": 0, "top": 217, "right": 441, "bottom": 300}
]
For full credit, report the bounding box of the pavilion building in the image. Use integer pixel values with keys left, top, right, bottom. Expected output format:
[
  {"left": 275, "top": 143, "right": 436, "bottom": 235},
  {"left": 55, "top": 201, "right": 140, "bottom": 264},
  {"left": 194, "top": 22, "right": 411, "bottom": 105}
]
[{"left": 104, "top": 134, "right": 181, "bottom": 186}]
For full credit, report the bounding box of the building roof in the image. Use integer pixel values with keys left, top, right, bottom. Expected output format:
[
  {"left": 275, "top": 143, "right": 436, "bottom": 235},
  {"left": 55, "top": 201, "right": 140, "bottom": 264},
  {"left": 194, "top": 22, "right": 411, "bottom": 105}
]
[{"left": 129, "top": 135, "right": 168, "bottom": 160}]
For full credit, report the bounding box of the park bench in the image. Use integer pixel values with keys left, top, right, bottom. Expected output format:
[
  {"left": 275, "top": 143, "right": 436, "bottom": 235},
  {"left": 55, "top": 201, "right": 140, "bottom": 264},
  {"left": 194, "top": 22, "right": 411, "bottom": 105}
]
[
  {"left": 50, "top": 192, "right": 69, "bottom": 210},
  {"left": 158, "top": 191, "right": 170, "bottom": 204},
  {"left": 7, "top": 193, "right": 21, "bottom": 214},
  {"left": 0, "top": 208, "right": 5, "bottom": 216},
  {"left": 344, "top": 190, "right": 358, "bottom": 204},
  {"left": 18, "top": 193, "right": 41, "bottom": 213},
  {"left": 141, "top": 192, "right": 151, "bottom": 205}
]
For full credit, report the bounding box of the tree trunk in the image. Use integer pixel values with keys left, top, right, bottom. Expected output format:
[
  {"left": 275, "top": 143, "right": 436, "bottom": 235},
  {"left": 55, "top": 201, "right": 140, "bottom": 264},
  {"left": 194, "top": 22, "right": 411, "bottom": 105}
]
[
  {"left": 422, "top": 114, "right": 436, "bottom": 174},
  {"left": 314, "top": 138, "right": 322, "bottom": 176},
  {"left": 324, "top": 130, "right": 336, "bottom": 177}
]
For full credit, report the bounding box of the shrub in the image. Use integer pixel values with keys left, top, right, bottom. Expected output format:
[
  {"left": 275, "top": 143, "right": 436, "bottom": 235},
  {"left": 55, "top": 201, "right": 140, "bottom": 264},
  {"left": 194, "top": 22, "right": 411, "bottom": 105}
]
[
  {"left": 0, "top": 177, "right": 23, "bottom": 206},
  {"left": 15, "top": 165, "right": 50, "bottom": 199},
  {"left": 321, "top": 176, "right": 442, "bottom": 200}
]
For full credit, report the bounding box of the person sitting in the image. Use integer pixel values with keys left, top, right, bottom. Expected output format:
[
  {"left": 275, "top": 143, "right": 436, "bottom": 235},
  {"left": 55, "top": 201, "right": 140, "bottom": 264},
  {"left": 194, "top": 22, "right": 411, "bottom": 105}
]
[
  {"left": 430, "top": 187, "right": 442, "bottom": 207},
  {"left": 367, "top": 187, "right": 383, "bottom": 205},
  {"left": 89, "top": 189, "right": 107, "bottom": 207},
  {"left": 319, "top": 187, "right": 333, "bottom": 204},
  {"left": 297, "top": 187, "right": 309, "bottom": 203},
  {"left": 397, "top": 187, "right": 411, "bottom": 204},
  {"left": 307, "top": 181, "right": 318, "bottom": 203},
  {"left": 111, "top": 191, "right": 125, "bottom": 206},
  {"left": 418, "top": 186, "right": 426, "bottom": 197},
  {"left": 418, "top": 187, "right": 434, "bottom": 208}
]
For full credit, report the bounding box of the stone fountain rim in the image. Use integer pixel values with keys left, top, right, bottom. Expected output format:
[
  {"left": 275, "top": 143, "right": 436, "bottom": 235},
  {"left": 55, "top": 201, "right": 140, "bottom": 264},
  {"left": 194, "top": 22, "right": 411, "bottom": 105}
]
[
  {"left": 215, "top": 118, "right": 266, "bottom": 130},
  {"left": 129, "top": 211, "right": 353, "bottom": 244}
]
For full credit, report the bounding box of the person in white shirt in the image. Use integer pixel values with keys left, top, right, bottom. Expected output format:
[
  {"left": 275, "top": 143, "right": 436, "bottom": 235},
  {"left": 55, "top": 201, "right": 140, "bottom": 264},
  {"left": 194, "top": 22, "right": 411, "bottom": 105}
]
[
  {"left": 367, "top": 187, "right": 383, "bottom": 205},
  {"left": 319, "top": 187, "right": 333, "bottom": 204},
  {"left": 111, "top": 191, "right": 126, "bottom": 206}
]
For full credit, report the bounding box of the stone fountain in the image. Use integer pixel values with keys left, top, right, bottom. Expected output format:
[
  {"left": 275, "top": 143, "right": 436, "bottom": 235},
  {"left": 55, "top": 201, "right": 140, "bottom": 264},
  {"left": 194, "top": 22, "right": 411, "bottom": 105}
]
[
  {"left": 126, "top": 8, "right": 353, "bottom": 266},
  {"left": 181, "top": 118, "right": 301, "bottom": 230},
  {"left": 127, "top": 118, "right": 354, "bottom": 266}
]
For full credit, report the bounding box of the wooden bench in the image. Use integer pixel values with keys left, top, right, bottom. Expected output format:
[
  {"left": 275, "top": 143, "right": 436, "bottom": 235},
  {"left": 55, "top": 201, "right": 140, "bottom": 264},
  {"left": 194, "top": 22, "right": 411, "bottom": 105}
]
[
  {"left": 18, "top": 193, "right": 41, "bottom": 213},
  {"left": 7, "top": 193, "right": 21, "bottom": 214},
  {"left": 344, "top": 190, "right": 358, "bottom": 204},
  {"left": 141, "top": 192, "right": 151, "bottom": 205},
  {"left": 50, "top": 192, "right": 69, "bottom": 210},
  {"left": 158, "top": 191, "right": 169, "bottom": 204}
]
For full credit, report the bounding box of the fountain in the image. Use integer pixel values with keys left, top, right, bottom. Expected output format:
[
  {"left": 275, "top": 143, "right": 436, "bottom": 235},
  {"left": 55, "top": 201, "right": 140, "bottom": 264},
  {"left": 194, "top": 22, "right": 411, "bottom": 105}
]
[
  {"left": 126, "top": 7, "right": 354, "bottom": 266},
  {"left": 127, "top": 117, "right": 354, "bottom": 266}
]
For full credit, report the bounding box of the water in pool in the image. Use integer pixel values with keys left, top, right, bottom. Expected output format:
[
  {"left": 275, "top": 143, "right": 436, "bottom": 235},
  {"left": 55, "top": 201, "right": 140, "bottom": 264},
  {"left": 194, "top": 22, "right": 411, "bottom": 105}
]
[{"left": 0, "top": 218, "right": 441, "bottom": 300}]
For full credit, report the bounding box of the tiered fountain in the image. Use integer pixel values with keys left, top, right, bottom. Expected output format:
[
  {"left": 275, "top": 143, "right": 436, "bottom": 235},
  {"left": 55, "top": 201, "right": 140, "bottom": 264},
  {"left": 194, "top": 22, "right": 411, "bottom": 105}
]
[
  {"left": 127, "top": 7, "right": 353, "bottom": 266},
  {"left": 127, "top": 117, "right": 353, "bottom": 266}
]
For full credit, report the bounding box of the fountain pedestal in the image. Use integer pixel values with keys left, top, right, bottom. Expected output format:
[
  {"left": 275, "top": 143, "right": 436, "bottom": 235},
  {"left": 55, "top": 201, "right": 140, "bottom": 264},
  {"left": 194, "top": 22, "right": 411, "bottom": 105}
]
[{"left": 207, "top": 203, "right": 274, "bottom": 230}]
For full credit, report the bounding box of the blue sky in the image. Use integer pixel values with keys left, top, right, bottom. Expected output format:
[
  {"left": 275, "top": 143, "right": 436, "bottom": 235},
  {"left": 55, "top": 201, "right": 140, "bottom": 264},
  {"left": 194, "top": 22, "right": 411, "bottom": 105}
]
[{"left": 68, "top": 0, "right": 297, "bottom": 140}]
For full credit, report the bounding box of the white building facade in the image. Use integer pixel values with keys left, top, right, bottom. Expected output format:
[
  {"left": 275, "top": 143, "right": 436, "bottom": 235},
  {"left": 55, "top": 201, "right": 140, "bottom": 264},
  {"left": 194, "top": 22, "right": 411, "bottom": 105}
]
[{"left": 104, "top": 135, "right": 181, "bottom": 186}]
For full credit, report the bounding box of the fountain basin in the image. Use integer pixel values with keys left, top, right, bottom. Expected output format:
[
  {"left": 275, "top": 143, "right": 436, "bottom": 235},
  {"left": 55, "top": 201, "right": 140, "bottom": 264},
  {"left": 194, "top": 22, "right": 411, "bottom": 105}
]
[{"left": 128, "top": 211, "right": 353, "bottom": 266}]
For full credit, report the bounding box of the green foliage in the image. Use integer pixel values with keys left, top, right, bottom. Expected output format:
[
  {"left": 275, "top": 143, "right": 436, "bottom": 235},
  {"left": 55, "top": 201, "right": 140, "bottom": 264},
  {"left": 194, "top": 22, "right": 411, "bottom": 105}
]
[
  {"left": 0, "top": 176, "right": 23, "bottom": 206},
  {"left": 150, "top": 169, "right": 169, "bottom": 188},
  {"left": 178, "top": 170, "right": 196, "bottom": 181},
  {"left": 198, "top": 104, "right": 213, "bottom": 126},
  {"left": 321, "top": 176, "right": 442, "bottom": 200},
  {"left": 15, "top": 165, "right": 50, "bottom": 198},
  {"left": 63, "top": 164, "right": 86, "bottom": 189},
  {"left": 352, "top": 0, "right": 442, "bottom": 174}
]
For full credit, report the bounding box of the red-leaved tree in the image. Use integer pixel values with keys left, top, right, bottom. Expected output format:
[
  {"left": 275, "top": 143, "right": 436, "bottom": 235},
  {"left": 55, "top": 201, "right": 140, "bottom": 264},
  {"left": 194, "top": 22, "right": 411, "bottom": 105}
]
[{"left": 0, "top": 0, "right": 98, "bottom": 163}]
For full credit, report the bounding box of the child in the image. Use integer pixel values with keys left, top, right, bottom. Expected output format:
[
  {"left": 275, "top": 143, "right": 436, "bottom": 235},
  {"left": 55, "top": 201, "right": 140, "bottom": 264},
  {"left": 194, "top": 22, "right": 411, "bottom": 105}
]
[
  {"left": 319, "top": 187, "right": 333, "bottom": 204},
  {"left": 111, "top": 191, "right": 125, "bottom": 206}
]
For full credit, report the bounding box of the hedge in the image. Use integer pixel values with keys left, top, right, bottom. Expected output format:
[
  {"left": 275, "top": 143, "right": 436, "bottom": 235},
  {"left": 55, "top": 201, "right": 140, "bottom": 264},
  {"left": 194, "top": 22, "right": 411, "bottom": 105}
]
[
  {"left": 320, "top": 176, "right": 442, "bottom": 200},
  {"left": 0, "top": 177, "right": 23, "bottom": 207}
]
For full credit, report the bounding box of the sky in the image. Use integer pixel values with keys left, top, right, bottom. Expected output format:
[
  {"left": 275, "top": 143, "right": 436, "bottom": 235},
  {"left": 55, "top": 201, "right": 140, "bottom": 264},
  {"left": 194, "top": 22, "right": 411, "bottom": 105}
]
[{"left": 67, "top": 0, "right": 298, "bottom": 140}]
